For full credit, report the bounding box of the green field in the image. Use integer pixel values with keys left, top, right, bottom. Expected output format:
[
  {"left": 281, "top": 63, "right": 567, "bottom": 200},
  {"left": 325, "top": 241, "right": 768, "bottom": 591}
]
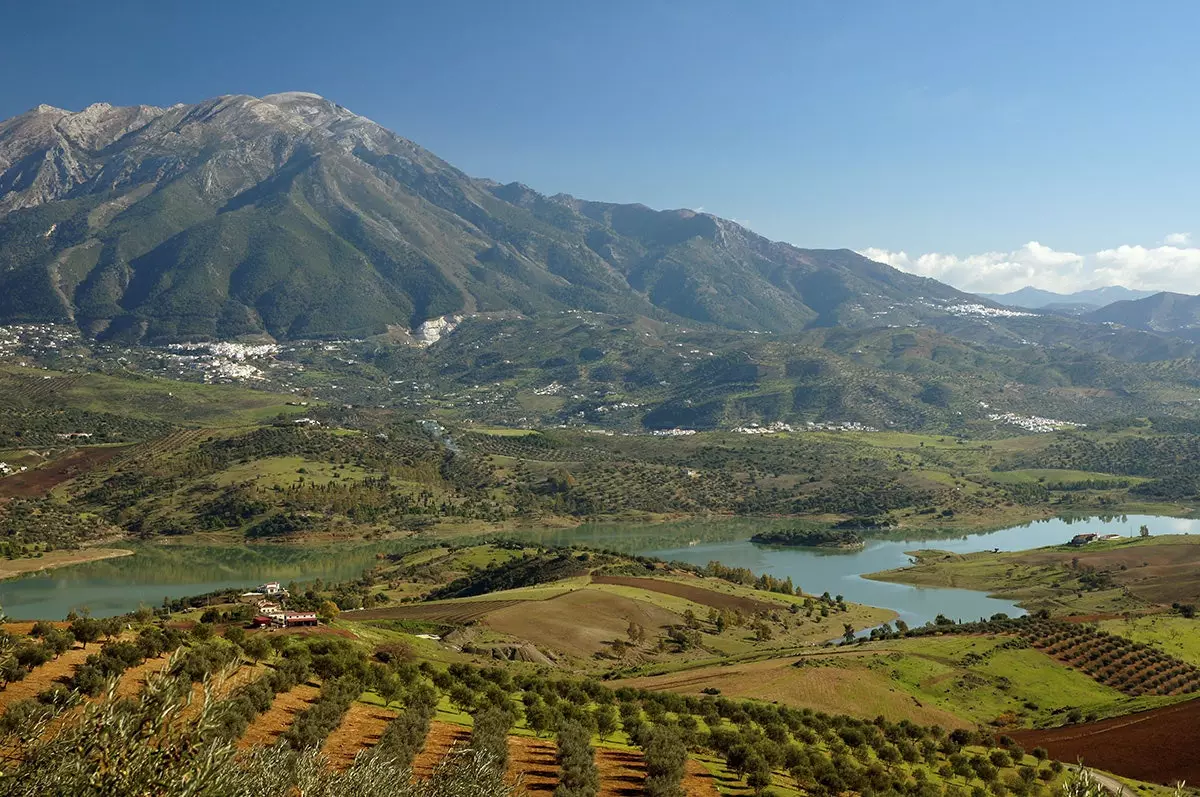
[
  {"left": 212, "top": 456, "right": 374, "bottom": 488},
  {"left": 865, "top": 636, "right": 1170, "bottom": 728},
  {"left": 868, "top": 535, "right": 1200, "bottom": 616},
  {"left": 987, "top": 469, "right": 1150, "bottom": 486},
  {"left": 1099, "top": 615, "right": 1200, "bottom": 666}
]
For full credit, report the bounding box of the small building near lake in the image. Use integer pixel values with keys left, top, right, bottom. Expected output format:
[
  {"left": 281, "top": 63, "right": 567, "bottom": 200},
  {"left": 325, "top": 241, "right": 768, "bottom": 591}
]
[
  {"left": 1068, "top": 533, "right": 1098, "bottom": 547},
  {"left": 253, "top": 610, "right": 318, "bottom": 629}
]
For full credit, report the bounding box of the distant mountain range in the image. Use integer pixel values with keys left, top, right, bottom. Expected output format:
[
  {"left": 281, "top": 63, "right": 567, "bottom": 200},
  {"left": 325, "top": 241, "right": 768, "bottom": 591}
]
[
  {"left": 1085, "top": 292, "right": 1200, "bottom": 342},
  {"left": 7, "top": 92, "right": 1200, "bottom": 434},
  {"left": 0, "top": 92, "right": 986, "bottom": 343},
  {"left": 979, "top": 286, "right": 1157, "bottom": 312}
]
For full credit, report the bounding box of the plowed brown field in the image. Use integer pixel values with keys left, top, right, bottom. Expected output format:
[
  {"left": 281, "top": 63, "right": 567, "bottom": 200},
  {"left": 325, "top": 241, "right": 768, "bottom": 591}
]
[
  {"left": 595, "top": 746, "right": 719, "bottom": 796},
  {"left": 238, "top": 683, "right": 320, "bottom": 749},
  {"left": 0, "top": 644, "right": 91, "bottom": 710},
  {"left": 0, "top": 446, "right": 128, "bottom": 497},
  {"left": 1017, "top": 540, "right": 1200, "bottom": 605},
  {"left": 1011, "top": 697, "right": 1200, "bottom": 784},
  {"left": 411, "top": 721, "right": 470, "bottom": 779},
  {"left": 349, "top": 600, "right": 527, "bottom": 623},
  {"left": 322, "top": 702, "right": 397, "bottom": 769},
  {"left": 508, "top": 734, "right": 558, "bottom": 792},
  {"left": 591, "top": 576, "right": 783, "bottom": 615}
]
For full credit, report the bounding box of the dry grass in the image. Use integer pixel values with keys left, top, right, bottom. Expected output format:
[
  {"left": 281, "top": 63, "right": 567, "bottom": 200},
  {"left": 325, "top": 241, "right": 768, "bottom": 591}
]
[
  {"left": 1, "top": 622, "right": 65, "bottom": 636},
  {"left": 349, "top": 600, "right": 526, "bottom": 623},
  {"left": 483, "top": 589, "right": 682, "bottom": 661},
  {"left": 619, "top": 654, "right": 968, "bottom": 728}
]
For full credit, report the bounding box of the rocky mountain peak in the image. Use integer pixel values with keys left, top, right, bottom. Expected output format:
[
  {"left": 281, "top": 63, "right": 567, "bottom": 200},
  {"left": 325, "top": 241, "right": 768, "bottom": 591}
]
[{"left": 0, "top": 91, "right": 981, "bottom": 343}]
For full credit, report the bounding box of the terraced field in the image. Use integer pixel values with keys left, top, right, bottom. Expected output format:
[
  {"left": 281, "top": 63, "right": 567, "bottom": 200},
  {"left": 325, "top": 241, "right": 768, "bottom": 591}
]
[{"left": 0, "top": 644, "right": 93, "bottom": 710}]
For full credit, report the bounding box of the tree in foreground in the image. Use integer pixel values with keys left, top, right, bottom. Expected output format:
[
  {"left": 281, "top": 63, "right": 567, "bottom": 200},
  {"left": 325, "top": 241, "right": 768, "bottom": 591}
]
[
  {"left": 554, "top": 719, "right": 599, "bottom": 797},
  {"left": 469, "top": 705, "right": 514, "bottom": 772},
  {"left": 642, "top": 725, "right": 688, "bottom": 797}
]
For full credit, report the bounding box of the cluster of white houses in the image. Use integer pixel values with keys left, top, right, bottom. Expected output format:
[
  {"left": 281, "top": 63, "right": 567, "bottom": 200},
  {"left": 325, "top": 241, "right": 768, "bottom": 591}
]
[{"left": 239, "top": 581, "right": 319, "bottom": 629}]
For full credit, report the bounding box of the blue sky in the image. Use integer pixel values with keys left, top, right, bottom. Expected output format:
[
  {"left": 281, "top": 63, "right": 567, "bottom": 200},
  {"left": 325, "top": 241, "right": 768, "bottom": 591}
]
[{"left": 3, "top": 1, "right": 1198, "bottom": 292}]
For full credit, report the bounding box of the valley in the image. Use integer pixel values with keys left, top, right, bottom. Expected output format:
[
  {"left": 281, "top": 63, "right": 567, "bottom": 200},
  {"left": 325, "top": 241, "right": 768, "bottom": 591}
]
[
  {"left": 0, "top": 89, "right": 1198, "bottom": 796},
  {"left": 1, "top": 313, "right": 1199, "bottom": 793}
]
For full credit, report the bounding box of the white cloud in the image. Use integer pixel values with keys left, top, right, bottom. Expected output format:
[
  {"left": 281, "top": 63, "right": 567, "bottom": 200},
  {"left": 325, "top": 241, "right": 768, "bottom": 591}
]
[{"left": 859, "top": 238, "right": 1200, "bottom": 294}]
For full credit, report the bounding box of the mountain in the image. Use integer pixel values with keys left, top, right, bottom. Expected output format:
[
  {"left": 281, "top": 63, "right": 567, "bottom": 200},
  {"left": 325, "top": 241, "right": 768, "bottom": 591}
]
[
  {"left": 979, "top": 286, "right": 1156, "bottom": 312},
  {"left": 0, "top": 93, "right": 983, "bottom": 343},
  {"left": 1085, "top": 292, "right": 1200, "bottom": 341}
]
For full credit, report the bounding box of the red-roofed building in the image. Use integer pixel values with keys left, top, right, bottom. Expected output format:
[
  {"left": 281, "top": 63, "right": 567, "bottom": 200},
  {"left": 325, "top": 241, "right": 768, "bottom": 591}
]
[{"left": 253, "top": 611, "right": 319, "bottom": 628}]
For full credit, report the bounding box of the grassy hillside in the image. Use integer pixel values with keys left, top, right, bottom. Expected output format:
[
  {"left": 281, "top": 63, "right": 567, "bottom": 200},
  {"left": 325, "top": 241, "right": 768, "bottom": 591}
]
[{"left": 868, "top": 535, "right": 1200, "bottom": 614}]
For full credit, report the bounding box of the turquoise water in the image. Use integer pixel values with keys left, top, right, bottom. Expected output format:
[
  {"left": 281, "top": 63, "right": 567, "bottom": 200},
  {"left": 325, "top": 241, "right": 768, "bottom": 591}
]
[
  {"left": 0, "top": 514, "right": 1195, "bottom": 622},
  {"left": 634, "top": 514, "right": 1200, "bottom": 628},
  {"left": 0, "top": 542, "right": 418, "bottom": 620}
]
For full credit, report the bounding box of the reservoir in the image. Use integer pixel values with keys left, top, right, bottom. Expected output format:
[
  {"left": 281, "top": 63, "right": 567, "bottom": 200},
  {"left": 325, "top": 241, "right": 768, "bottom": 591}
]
[
  {"left": 0, "top": 514, "right": 1195, "bottom": 622},
  {"left": 583, "top": 514, "right": 1200, "bottom": 629}
]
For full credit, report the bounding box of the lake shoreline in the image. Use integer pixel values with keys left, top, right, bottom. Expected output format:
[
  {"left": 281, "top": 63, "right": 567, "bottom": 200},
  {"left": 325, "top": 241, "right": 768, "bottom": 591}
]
[{"left": 0, "top": 547, "right": 135, "bottom": 581}]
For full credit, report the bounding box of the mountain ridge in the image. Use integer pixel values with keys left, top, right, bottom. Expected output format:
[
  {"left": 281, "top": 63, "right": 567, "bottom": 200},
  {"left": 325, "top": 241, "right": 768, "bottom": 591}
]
[
  {"left": 1085, "top": 291, "right": 1200, "bottom": 341},
  {"left": 979, "top": 285, "right": 1157, "bottom": 312},
  {"left": 0, "top": 92, "right": 982, "bottom": 343}
]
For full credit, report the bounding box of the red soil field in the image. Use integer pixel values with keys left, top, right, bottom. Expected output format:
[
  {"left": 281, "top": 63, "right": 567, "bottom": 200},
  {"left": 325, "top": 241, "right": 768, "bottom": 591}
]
[
  {"left": 596, "top": 747, "right": 645, "bottom": 797},
  {"left": 0, "top": 644, "right": 91, "bottom": 710},
  {"left": 591, "top": 575, "right": 784, "bottom": 615},
  {"left": 411, "top": 721, "right": 470, "bottom": 779},
  {"left": 322, "top": 702, "right": 396, "bottom": 769},
  {"left": 1011, "top": 697, "right": 1200, "bottom": 784},
  {"left": 410, "top": 722, "right": 718, "bottom": 795},
  {"left": 238, "top": 683, "right": 320, "bottom": 749},
  {"left": 0, "top": 446, "right": 128, "bottom": 498},
  {"left": 507, "top": 734, "right": 558, "bottom": 792},
  {"left": 594, "top": 746, "right": 719, "bottom": 796},
  {"left": 115, "top": 654, "right": 172, "bottom": 698}
]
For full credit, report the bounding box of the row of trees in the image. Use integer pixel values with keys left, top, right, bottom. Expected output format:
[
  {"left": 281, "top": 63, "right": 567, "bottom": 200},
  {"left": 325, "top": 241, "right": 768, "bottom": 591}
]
[
  {"left": 0, "top": 607, "right": 1115, "bottom": 797},
  {"left": 553, "top": 720, "right": 599, "bottom": 797}
]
